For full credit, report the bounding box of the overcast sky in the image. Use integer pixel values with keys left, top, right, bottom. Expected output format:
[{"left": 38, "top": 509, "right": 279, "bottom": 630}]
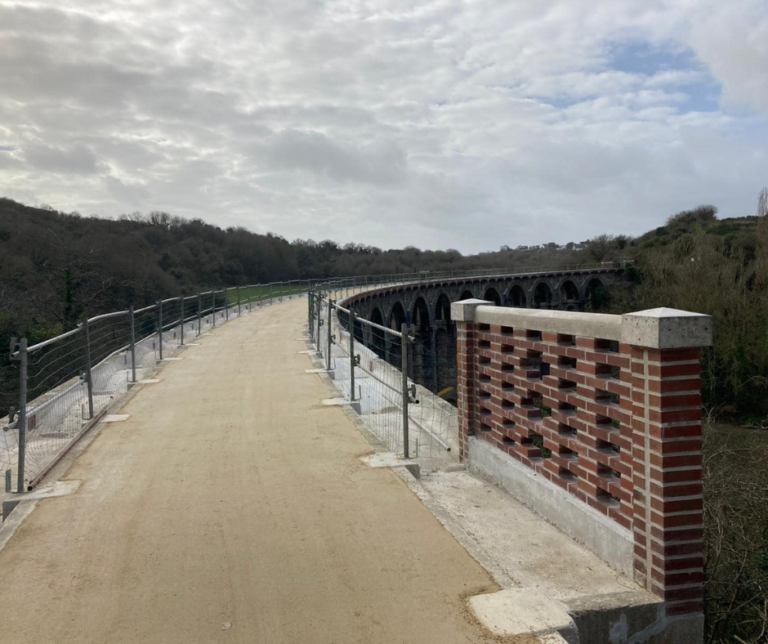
[{"left": 1, "top": 0, "right": 767, "bottom": 253}]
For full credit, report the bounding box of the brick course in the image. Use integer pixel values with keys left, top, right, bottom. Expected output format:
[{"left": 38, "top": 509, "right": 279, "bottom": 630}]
[{"left": 454, "top": 305, "right": 711, "bottom": 618}]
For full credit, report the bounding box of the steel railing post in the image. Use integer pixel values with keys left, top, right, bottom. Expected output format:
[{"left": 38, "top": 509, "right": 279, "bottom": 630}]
[
  {"left": 308, "top": 290, "right": 314, "bottom": 336},
  {"left": 12, "top": 337, "right": 28, "bottom": 493},
  {"left": 129, "top": 305, "right": 137, "bottom": 382},
  {"left": 349, "top": 311, "right": 356, "bottom": 401},
  {"left": 431, "top": 327, "right": 438, "bottom": 393},
  {"left": 316, "top": 295, "right": 323, "bottom": 348},
  {"left": 237, "top": 286, "right": 241, "bottom": 317},
  {"left": 326, "top": 299, "right": 333, "bottom": 371},
  {"left": 224, "top": 287, "right": 229, "bottom": 321},
  {"left": 197, "top": 293, "right": 202, "bottom": 336},
  {"left": 158, "top": 300, "right": 164, "bottom": 361},
  {"left": 401, "top": 323, "right": 410, "bottom": 458},
  {"left": 212, "top": 291, "right": 217, "bottom": 327},
  {"left": 179, "top": 295, "right": 185, "bottom": 347},
  {"left": 83, "top": 318, "right": 94, "bottom": 419}
]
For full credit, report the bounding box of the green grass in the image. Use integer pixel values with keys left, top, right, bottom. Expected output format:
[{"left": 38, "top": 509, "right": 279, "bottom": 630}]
[{"left": 226, "top": 283, "right": 308, "bottom": 305}]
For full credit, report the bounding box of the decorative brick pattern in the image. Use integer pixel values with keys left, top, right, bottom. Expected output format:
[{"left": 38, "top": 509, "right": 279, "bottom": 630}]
[{"left": 454, "top": 306, "right": 710, "bottom": 617}]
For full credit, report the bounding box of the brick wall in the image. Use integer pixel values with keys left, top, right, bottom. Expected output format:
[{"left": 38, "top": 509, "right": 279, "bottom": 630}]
[{"left": 452, "top": 300, "right": 712, "bottom": 617}]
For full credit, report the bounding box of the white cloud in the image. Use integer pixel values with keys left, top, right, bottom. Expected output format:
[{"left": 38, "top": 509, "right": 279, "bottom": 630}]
[{"left": 0, "top": 0, "right": 767, "bottom": 252}]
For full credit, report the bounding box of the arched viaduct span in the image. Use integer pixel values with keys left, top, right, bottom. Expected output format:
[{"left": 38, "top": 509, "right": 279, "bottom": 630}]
[{"left": 340, "top": 266, "right": 632, "bottom": 403}]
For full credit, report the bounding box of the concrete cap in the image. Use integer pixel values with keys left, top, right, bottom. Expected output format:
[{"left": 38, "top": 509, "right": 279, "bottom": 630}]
[
  {"left": 621, "top": 307, "right": 713, "bottom": 349},
  {"left": 475, "top": 306, "right": 622, "bottom": 341},
  {"left": 451, "top": 299, "right": 493, "bottom": 322}
]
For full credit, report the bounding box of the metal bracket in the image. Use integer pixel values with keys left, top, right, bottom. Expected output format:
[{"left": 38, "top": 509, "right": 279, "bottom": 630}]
[
  {"left": 318, "top": 319, "right": 324, "bottom": 327},
  {"left": 9, "top": 337, "right": 20, "bottom": 361},
  {"left": 330, "top": 334, "right": 336, "bottom": 344},
  {"left": 354, "top": 354, "right": 361, "bottom": 366}
]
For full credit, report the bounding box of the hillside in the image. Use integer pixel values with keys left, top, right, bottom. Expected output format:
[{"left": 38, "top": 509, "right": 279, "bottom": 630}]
[{"left": 1, "top": 196, "right": 767, "bottom": 420}]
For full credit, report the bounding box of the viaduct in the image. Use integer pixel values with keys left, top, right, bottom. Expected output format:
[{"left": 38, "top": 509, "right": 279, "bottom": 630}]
[{"left": 340, "top": 266, "right": 632, "bottom": 402}]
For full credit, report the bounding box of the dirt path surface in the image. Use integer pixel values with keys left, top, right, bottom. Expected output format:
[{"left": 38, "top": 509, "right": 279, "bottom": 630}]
[{"left": 0, "top": 299, "right": 500, "bottom": 644}]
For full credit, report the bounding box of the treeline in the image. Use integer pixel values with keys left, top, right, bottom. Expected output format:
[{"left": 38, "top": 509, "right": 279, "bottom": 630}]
[
  {"left": 1, "top": 195, "right": 767, "bottom": 421},
  {"left": 611, "top": 203, "right": 768, "bottom": 423},
  {"left": 0, "top": 198, "right": 595, "bottom": 343}
]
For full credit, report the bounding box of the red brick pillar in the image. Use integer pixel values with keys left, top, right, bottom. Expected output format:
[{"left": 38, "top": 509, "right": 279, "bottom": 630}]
[
  {"left": 622, "top": 309, "right": 713, "bottom": 618},
  {"left": 451, "top": 300, "right": 492, "bottom": 461}
]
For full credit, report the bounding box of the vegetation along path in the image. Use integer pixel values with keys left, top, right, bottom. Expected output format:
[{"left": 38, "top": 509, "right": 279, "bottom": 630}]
[{"left": 0, "top": 298, "right": 501, "bottom": 644}]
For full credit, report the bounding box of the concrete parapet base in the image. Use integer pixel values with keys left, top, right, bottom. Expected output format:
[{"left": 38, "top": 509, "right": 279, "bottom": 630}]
[{"left": 467, "top": 437, "right": 635, "bottom": 579}]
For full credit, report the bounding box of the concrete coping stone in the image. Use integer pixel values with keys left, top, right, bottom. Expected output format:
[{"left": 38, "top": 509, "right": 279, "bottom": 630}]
[
  {"left": 460, "top": 302, "right": 623, "bottom": 342},
  {"left": 621, "top": 307, "right": 713, "bottom": 349},
  {"left": 453, "top": 301, "right": 714, "bottom": 348}
]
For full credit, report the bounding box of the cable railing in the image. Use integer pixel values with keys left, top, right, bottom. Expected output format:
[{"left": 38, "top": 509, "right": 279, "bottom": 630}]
[
  {"left": 0, "top": 279, "right": 313, "bottom": 494},
  {"left": 305, "top": 260, "right": 632, "bottom": 465},
  {"left": 1, "top": 260, "right": 630, "bottom": 495}
]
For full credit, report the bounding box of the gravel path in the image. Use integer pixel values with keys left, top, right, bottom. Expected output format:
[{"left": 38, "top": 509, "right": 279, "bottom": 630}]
[{"left": 0, "top": 298, "right": 501, "bottom": 644}]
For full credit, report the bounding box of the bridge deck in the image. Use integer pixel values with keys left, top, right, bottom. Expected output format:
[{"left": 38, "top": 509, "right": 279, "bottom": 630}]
[{"left": 0, "top": 299, "right": 502, "bottom": 644}]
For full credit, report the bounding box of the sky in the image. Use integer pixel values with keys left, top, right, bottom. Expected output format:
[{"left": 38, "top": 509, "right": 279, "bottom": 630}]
[{"left": 0, "top": 0, "right": 767, "bottom": 253}]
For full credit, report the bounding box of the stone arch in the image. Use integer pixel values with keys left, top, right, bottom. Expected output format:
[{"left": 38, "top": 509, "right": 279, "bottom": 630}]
[
  {"left": 560, "top": 279, "right": 579, "bottom": 304},
  {"left": 483, "top": 287, "right": 501, "bottom": 306},
  {"left": 435, "top": 293, "right": 452, "bottom": 324},
  {"left": 533, "top": 281, "right": 553, "bottom": 308},
  {"left": 413, "top": 297, "right": 430, "bottom": 332},
  {"left": 353, "top": 315, "right": 364, "bottom": 343},
  {"left": 434, "top": 327, "right": 456, "bottom": 403},
  {"left": 459, "top": 288, "right": 474, "bottom": 300},
  {"left": 369, "top": 307, "right": 386, "bottom": 357},
  {"left": 584, "top": 277, "right": 610, "bottom": 312},
  {"left": 387, "top": 301, "right": 407, "bottom": 368},
  {"left": 389, "top": 301, "right": 407, "bottom": 331},
  {"left": 508, "top": 284, "right": 527, "bottom": 307}
]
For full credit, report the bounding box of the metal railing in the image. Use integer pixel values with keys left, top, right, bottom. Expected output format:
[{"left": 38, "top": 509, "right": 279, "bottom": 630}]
[
  {"left": 0, "top": 280, "right": 315, "bottom": 493},
  {"left": 0, "top": 260, "right": 630, "bottom": 494},
  {"left": 305, "top": 261, "right": 631, "bottom": 462}
]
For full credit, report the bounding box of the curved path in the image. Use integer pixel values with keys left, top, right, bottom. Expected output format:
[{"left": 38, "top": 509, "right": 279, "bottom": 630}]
[{"left": 0, "top": 298, "right": 501, "bottom": 644}]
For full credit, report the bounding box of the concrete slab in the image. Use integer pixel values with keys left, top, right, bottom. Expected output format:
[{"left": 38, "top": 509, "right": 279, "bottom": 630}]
[
  {"left": 160, "top": 357, "right": 184, "bottom": 361},
  {"left": 320, "top": 398, "right": 351, "bottom": 406},
  {"left": 103, "top": 414, "right": 131, "bottom": 423},
  {"left": 469, "top": 589, "right": 577, "bottom": 642},
  {"left": 138, "top": 379, "right": 161, "bottom": 384},
  {"left": 419, "top": 468, "right": 637, "bottom": 601},
  {"left": 304, "top": 369, "right": 329, "bottom": 374},
  {"left": 23, "top": 479, "right": 81, "bottom": 501},
  {"left": 360, "top": 453, "right": 409, "bottom": 468},
  {"left": 467, "top": 437, "right": 634, "bottom": 579}
]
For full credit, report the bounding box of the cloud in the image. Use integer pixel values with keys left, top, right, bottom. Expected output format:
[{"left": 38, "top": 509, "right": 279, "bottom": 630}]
[
  {"left": 258, "top": 130, "right": 407, "bottom": 186},
  {"left": 104, "top": 176, "right": 150, "bottom": 207},
  {"left": 0, "top": 0, "right": 767, "bottom": 252},
  {"left": 686, "top": 0, "right": 768, "bottom": 115},
  {"left": 24, "top": 143, "right": 100, "bottom": 175}
]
